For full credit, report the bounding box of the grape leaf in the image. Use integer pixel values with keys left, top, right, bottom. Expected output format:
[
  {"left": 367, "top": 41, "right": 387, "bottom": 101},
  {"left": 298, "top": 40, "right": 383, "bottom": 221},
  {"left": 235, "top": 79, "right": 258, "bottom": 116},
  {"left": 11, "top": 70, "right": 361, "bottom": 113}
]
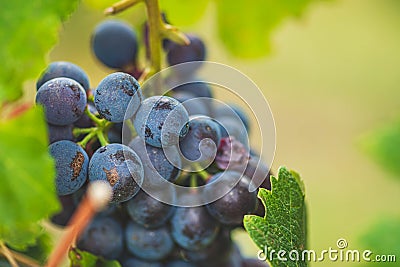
[
  {"left": 244, "top": 167, "right": 307, "bottom": 267},
  {"left": 359, "top": 217, "right": 400, "bottom": 267},
  {"left": 0, "top": 107, "right": 60, "bottom": 248},
  {"left": 360, "top": 120, "right": 400, "bottom": 177},
  {"left": 160, "top": 0, "right": 210, "bottom": 25},
  {"left": 216, "top": 0, "right": 328, "bottom": 58},
  {"left": 0, "top": 0, "right": 79, "bottom": 102},
  {"left": 69, "top": 247, "right": 121, "bottom": 267}
]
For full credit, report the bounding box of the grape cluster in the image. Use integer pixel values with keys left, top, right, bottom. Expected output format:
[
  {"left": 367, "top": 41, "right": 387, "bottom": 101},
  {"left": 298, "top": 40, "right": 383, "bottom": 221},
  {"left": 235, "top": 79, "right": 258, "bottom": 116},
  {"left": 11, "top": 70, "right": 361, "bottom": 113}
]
[{"left": 36, "top": 18, "right": 271, "bottom": 266}]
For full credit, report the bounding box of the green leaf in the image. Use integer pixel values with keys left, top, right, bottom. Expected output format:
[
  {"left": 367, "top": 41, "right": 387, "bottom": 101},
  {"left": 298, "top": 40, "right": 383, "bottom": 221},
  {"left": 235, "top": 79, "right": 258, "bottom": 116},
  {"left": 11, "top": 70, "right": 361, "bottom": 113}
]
[
  {"left": 18, "top": 231, "right": 53, "bottom": 263},
  {"left": 0, "top": 0, "right": 79, "bottom": 102},
  {"left": 216, "top": 0, "right": 328, "bottom": 58},
  {"left": 69, "top": 247, "right": 121, "bottom": 267},
  {"left": 0, "top": 107, "right": 60, "bottom": 248},
  {"left": 160, "top": 0, "right": 210, "bottom": 25},
  {"left": 244, "top": 166, "right": 307, "bottom": 267},
  {"left": 360, "top": 120, "right": 400, "bottom": 177},
  {"left": 359, "top": 217, "right": 400, "bottom": 267}
]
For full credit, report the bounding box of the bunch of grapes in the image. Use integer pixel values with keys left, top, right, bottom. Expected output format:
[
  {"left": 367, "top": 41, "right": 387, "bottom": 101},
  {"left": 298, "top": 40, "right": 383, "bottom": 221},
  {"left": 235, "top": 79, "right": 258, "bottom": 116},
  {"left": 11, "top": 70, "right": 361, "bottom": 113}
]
[{"left": 36, "top": 19, "right": 271, "bottom": 267}]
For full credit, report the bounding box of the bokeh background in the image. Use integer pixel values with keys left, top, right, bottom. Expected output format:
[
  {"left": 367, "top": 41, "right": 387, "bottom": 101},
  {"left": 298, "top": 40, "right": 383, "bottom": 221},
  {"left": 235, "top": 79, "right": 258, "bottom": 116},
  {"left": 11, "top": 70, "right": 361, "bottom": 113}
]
[{"left": 40, "top": 0, "right": 400, "bottom": 266}]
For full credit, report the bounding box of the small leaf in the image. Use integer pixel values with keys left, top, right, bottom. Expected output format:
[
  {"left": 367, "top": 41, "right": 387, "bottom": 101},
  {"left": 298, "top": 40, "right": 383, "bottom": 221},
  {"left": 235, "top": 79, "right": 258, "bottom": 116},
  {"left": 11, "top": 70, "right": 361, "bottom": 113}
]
[
  {"left": 69, "top": 247, "right": 121, "bottom": 267},
  {"left": 0, "top": 107, "right": 60, "bottom": 248},
  {"left": 360, "top": 120, "right": 400, "bottom": 177},
  {"left": 0, "top": 0, "right": 79, "bottom": 102},
  {"left": 244, "top": 166, "right": 307, "bottom": 267}
]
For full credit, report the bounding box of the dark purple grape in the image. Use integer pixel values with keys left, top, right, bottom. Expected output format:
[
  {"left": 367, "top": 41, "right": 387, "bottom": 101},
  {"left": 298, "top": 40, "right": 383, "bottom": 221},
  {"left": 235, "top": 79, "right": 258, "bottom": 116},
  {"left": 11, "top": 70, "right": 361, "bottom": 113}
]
[
  {"left": 47, "top": 123, "right": 74, "bottom": 144},
  {"left": 125, "top": 221, "right": 174, "bottom": 261},
  {"left": 167, "top": 34, "right": 206, "bottom": 66},
  {"left": 172, "top": 91, "right": 210, "bottom": 116},
  {"left": 88, "top": 144, "right": 144, "bottom": 203},
  {"left": 205, "top": 171, "right": 257, "bottom": 225},
  {"left": 122, "top": 257, "right": 163, "bottom": 267},
  {"left": 49, "top": 140, "right": 89, "bottom": 195},
  {"left": 171, "top": 193, "right": 220, "bottom": 251},
  {"left": 36, "top": 78, "right": 87, "bottom": 126},
  {"left": 179, "top": 116, "right": 221, "bottom": 162},
  {"left": 213, "top": 103, "right": 250, "bottom": 131},
  {"left": 92, "top": 20, "right": 138, "bottom": 69},
  {"left": 77, "top": 216, "right": 123, "bottom": 260},
  {"left": 171, "top": 81, "right": 212, "bottom": 99},
  {"left": 133, "top": 96, "right": 189, "bottom": 148},
  {"left": 126, "top": 189, "right": 176, "bottom": 229},
  {"left": 94, "top": 72, "right": 142, "bottom": 123},
  {"left": 128, "top": 136, "right": 181, "bottom": 183},
  {"left": 36, "top": 61, "right": 90, "bottom": 92},
  {"left": 50, "top": 194, "right": 76, "bottom": 227}
]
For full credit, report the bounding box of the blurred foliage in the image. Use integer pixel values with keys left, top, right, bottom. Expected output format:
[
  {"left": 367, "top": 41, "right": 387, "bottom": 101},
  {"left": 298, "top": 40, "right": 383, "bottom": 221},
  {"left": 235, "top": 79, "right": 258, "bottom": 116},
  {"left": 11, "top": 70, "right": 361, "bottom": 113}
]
[
  {"left": 360, "top": 120, "right": 400, "bottom": 178},
  {"left": 360, "top": 216, "right": 400, "bottom": 267},
  {"left": 0, "top": 107, "right": 59, "bottom": 249},
  {"left": 0, "top": 0, "right": 79, "bottom": 102},
  {"left": 15, "top": 231, "right": 52, "bottom": 263},
  {"left": 244, "top": 167, "right": 307, "bottom": 267}
]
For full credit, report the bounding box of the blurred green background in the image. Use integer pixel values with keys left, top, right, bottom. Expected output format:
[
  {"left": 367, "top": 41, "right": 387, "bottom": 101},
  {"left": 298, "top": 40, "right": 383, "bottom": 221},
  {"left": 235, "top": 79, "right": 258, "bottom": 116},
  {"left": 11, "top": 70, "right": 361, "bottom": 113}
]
[{"left": 42, "top": 0, "right": 400, "bottom": 265}]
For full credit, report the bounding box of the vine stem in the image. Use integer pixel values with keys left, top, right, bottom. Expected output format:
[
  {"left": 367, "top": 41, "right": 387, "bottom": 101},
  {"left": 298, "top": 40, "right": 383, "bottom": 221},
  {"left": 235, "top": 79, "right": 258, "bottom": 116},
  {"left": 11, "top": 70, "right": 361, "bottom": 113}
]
[
  {"left": 143, "top": 0, "right": 163, "bottom": 94},
  {"left": 0, "top": 241, "right": 19, "bottom": 267}
]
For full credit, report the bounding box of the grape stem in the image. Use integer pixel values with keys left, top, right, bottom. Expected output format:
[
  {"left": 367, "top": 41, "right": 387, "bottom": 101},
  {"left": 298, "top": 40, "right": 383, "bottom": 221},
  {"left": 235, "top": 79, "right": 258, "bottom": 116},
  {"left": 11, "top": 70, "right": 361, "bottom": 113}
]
[
  {"left": 0, "top": 241, "right": 19, "bottom": 267},
  {"left": 0, "top": 245, "right": 41, "bottom": 267},
  {"left": 104, "top": 0, "right": 142, "bottom": 15}
]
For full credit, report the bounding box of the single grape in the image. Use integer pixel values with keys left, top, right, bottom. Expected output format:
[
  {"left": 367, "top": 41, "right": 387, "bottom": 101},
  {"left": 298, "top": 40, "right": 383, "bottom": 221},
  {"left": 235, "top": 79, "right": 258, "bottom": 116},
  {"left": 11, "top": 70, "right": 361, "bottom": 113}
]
[
  {"left": 172, "top": 91, "right": 210, "bottom": 117},
  {"left": 50, "top": 194, "right": 76, "bottom": 227},
  {"left": 77, "top": 216, "right": 123, "bottom": 260},
  {"left": 214, "top": 116, "right": 248, "bottom": 146},
  {"left": 213, "top": 103, "right": 250, "bottom": 131},
  {"left": 179, "top": 116, "right": 221, "bottom": 163},
  {"left": 129, "top": 136, "right": 181, "bottom": 182},
  {"left": 36, "top": 78, "right": 87, "bottom": 126},
  {"left": 215, "top": 137, "right": 250, "bottom": 171},
  {"left": 170, "top": 197, "right": 220, "bottom": 251},
  {"left": 133, "top": 96, "right": 189, "bottom": 148},
  {"left": 125, "top": 221, "right": 174, "bottom": 261},
  {"left": 171, "top": 81, "right": 213, "bottom": 99},
  {"left": 126, "top": 189, "right": 175, "bottom": 228},
  {"left": 94, "top": 72, "right": 142, "bottom": 123},
  {"left": 36, "top": 61, "right": 90, "bottom": 92},
  {"left": 122, "top": 257, "right": 163, "bottom": 267},
  {"left": 205, "top": 171, "right": 257, "bottom": 225},
  {"left": 49, "top": 140, "right": 89, "bottom": 195},
  {"left": 167, "top": 34, "right": 206, "bottom": 66},
  {"left": 92, "top": 20, "right": 138, "bottom": 69},
  {"left": 198, "top": 243, "right": 242, "bottom": 267},
  {"left": 242, "top": 258, "right": 270, "bottom": 267},
  {"left": 47, "top": 124, "right": 74, "bottom": 144},
  {"left": 88, "top": 144, "right": 144, "bottom": 203},
  {"left": 181, "top": 228, "right": 232, "bottom": 263}
]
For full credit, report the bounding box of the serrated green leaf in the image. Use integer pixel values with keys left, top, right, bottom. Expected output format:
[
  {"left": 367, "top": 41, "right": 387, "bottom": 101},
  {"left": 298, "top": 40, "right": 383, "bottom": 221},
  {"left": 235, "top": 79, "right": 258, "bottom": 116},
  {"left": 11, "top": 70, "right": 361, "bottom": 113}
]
[
  {"left": 160, "top": 0, "right": 210, "bottom": 25},
  {"left": 216, "top": 0, "right": 328, "bottom": 58},
  {"left": 69, "top": 247, "right": 121, "bottom": 267},
  {"left": 359, "top": 217, "right": 400, "bottom": 267},
  {"left": 360, "top": 120, "right": 400, "bottom": 177},
  {"left": 0, "top": 107, "right": 60, "bottom": 248},
  {"left": 0, "top": 0, "right": 79, "bottom": 102},
  {"left": 244, "top": 166, "right": 307, "bottom": 267}
]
